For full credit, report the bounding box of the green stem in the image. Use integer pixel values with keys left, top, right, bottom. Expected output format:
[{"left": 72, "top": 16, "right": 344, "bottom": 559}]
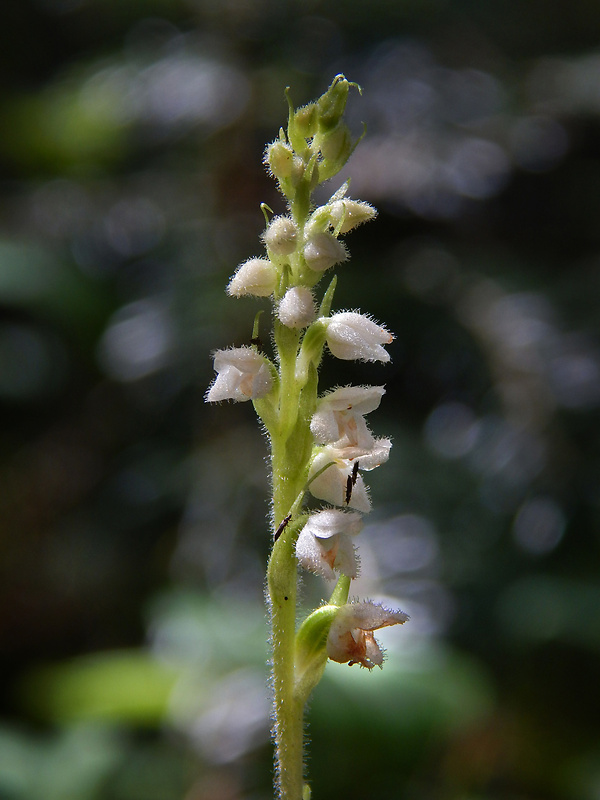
[
  {"left": 268, "top": 521, "right": 305, "bottom": 800},
  {"left": 267, "top": 324, "right": 314, "bottom": 800}
]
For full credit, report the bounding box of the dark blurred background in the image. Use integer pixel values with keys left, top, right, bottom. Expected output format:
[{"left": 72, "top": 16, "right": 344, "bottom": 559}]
[{"left": 1, "top": 1, "right": 600, "bottom": 798}]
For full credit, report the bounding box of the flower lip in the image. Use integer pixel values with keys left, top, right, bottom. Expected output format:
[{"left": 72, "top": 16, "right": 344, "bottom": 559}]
[{"left": 327, "top": 600, "right": 409, "bottom": 669}]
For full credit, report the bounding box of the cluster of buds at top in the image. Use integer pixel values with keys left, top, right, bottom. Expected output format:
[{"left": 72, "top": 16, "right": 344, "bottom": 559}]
[{"left": 206, "top": 76, "right": 407, "bottom": 673}]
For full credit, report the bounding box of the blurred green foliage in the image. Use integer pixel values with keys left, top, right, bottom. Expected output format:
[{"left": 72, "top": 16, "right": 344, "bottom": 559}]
[{"left": 1, "top": 1, "right": 600, "bottom": 799}]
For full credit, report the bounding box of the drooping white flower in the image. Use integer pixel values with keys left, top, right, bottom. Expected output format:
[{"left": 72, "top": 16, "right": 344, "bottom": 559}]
[
  {"left": 227, "top": 258, "right": 278, "bottom": 298},
  {"left": 295, "top": 508, "right": 362, "bottom": 580},
  {"left": 325, "top": 312, "right": 393, "bottom": 363},
  {"left": 263, "top": 216, "right": 298, "bottom": 257},
  {"left": 308, "top": 448, "right": 371, "bottom": 512},
  {"left": 327, "top": 601, "right": 409, "bottom": 669},
  {"left": 206, "top": 347, "right": 273, "bottom": 403},
  {"left": 304, "top": 232, "right": 347, "bottom": 272},
  {"left": 311, "top": 385, "right": 386, "bottom": 458},
  {"left": 277, "top": 286, "right": 316, "bottom": 329}
]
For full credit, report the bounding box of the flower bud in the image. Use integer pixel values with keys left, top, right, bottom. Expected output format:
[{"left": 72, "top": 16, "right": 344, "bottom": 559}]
[
  {"left": 326, "top": 312, "right": 393, "bottom": 363},
  {"left": 317, "top": 75, "right": 351, "bottom": 133},
  {"left": 263, "top": 216, "right": 298, "bottom": 257},
  {"left": 265, "top": 140, "right": 294, "bottom": 179},
  {"left": 277, "top": 286, "right": 316, "bottom": 329},
  {"left": 319, "top": 123, "right": 352, "bottom": 165},
  {"left": 304, "top": 232, "right": 347, "bottom": 272},
  {"left": 206, "top": 347, "right": 274, "bottom": 402},
  {"left": 293, "top": 102, "right": 318, "bottom": 138},
  {"left": 227, "top": 258, "right": 278, "bottom": 298},
  {"left": 330, "top": 198, "right": 377, "bottom": 234}
]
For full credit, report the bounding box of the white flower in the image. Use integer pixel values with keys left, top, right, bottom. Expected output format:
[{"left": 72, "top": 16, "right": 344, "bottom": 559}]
[
  {"left": 277, "top": 286, "right": 316, "bottom": 329},
  {"left": 206, "top": 347, "right": 273, "bottom": 402},
  {"left": 296, "top": 509, "right": 362, "bottom": 579},
  {"left": 329, "top": 198, "right": 377, "bottom": 234},
  {"left": 308, "top": 448, "right": 371, "bottom": 512},
  {"left": 263, "top": 216, "right": 298, "bottom": 256},
  {"left": 304, "top": 232, "right": 347, "bottom": 272},
  {"left": 227, "top": 258, "right": 278, "bottom": 298},
  {"left": 326, "top": 312, "right": 393, "bottom": 362},
  {"left": 311, "top": 385, "right": 386, "bottom": 458},
  {"left": 327, "top": 601, "right": 409, "bottom": 669}
]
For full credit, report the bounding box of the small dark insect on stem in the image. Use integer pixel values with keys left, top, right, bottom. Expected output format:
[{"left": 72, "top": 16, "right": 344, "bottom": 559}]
[{"left": 274, "top": 513, "right": 292, "bottom": 542}]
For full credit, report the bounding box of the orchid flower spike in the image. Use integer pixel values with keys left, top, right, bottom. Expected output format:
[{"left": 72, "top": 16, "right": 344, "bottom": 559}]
[
  {"left": 206, "top": 346, "right": 274, "bottom": 402},
  {"left": 295, "top": 508, "right": 362, "bottom": 579},
  {"left": 327, "top": 601, "right": 409, "bottom": 669}
]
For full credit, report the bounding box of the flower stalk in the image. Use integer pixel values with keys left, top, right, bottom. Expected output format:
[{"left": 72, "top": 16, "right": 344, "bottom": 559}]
[{"left": 206, "top": 75, "right": 408, "bottom": 800}]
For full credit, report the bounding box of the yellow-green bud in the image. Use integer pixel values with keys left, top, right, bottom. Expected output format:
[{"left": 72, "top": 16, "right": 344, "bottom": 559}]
[
  {"left": 294, "top": 103, "right": 318, "bottom": 138},
  {"left": 318, "top": 124, "right": 353, "bottom": 181},
  {"left": 265, "top": 140, "right": 294, "bottom": 179}
]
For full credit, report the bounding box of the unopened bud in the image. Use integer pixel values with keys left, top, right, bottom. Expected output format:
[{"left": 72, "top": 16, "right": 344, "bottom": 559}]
[
  {"left": 277, "top": 286, "right": 316, "bottom": 329},
  {"left": 265, "top": 141, "right": 294, "bottom": 179},
  {"left": 294, "top": 103, "right": 318, "bottom": 138},
  {"left": 317, "top": 75, "right": 351, "bottom": 133},
  {"left": 326, "top": 312, "right": 393, "bottom": 362},
  {"left": 319, "top": 123, "right": 352, "bottom": 164},
  {"left": 263, "top": 216, "right": 298, "bottom": 256},
  {"left": 227, "top": 257, "right": 278, "bottom": 298},
  {"left": 330, "top": 198, "right": 377, "bottom": 234},
  {"left": 304, "top": 232, "right": 347, "bottom": 273}
]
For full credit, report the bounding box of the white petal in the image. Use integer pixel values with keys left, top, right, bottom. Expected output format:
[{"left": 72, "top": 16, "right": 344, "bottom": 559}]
[
  {"left": 319, "top": 385, "right": 385, "bottom": 415},
  {"left": 356, "top": 438, "right": 392, "bottom": 470},
  {"left": 302, "top": 508, "right": 363, "bottom": 539},
  {"left": 295, "top": 527, "right": 336, "bottom": 580}
]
